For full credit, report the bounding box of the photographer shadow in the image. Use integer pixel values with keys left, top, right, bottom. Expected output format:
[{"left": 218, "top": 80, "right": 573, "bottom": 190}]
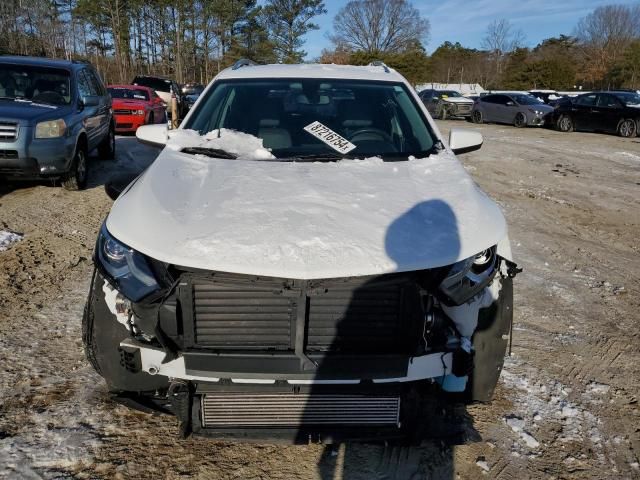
[{"left": 309, "top": 200, "right": 481, "bottom": 479}]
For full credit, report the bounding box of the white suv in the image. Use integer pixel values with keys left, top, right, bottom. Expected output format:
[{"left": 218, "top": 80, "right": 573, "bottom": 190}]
[{"left": 84, "top": 61, "right": 518, "bottom": 442}]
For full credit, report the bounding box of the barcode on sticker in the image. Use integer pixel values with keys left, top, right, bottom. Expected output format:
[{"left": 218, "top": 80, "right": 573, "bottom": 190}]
[{"left": 303, "top": 121, "right": 356, "bottom": 154}]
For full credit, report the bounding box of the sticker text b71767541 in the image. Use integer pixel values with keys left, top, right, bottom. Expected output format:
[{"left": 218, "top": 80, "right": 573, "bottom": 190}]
[{"left": 303, "top": 121, "right": 357, "bottom": 154}]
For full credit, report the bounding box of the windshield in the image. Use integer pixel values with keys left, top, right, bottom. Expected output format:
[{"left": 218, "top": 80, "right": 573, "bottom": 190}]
[
  {"left": 0, "top": 64, "right": 71, "bottom": 105},
  {"left": 184, "top": 79, "right": 437, "bottom": 160},
  {"left": 133, "top": 77, "right": 171, "bottom": 93},
  {"left": 615, "top": 92, "right": 640, "bottom": 106},
  {"left": 439, "top": 91, "right": 462, "bottom": 97},
  {"left": 108, "top": 87, "right": 149, "bottom": 101},
  {"left": 512, "top": 94, "right": 544, "bottom": 105}
]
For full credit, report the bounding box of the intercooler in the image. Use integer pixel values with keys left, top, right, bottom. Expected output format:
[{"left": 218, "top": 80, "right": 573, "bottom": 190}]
[{"left": 200, "top": 393, "right": 401, "bottom": 427}]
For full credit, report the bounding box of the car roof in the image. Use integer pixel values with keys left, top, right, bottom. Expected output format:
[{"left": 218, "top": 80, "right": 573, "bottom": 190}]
[
  {"left": 215, "top": 63, "right": 405, "bottom": 83},
  {"left": 0, "top": 55, "right": 84, "bottom": 69},
  {"left": 133, "top": 75, "right": 172, "bottom": 81},
  {"left": 108, "top": 84, "right": 152, "bottom": 90}
]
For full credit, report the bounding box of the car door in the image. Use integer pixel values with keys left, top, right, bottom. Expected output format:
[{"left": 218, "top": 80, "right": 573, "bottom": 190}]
[
  {"left": 572, "top": 94, "right": 598, "bottom": 131},
  {"left": 479, "top": 95, "right": 499, "bottom": 122},
  {"left": 595, "top": 94, "right": 623, "bottom": 132},
  {"left": 84, "top": 68, "right": 111, "bottom": 143},
  {"left": 77, "top": 69, "right": 100, "bottom": 150},
  {"left": 489, "top": 95, "right": 511, "bottom": 123}
]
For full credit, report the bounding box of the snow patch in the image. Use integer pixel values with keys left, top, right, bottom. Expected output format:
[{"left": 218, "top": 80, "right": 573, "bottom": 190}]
[
  {"left": 505, "top": 415, "right": 540, "bottom": 448},
  {"left": 0, "top": 230, "right": 23, "bottom": 251},
  {"left": 166, "top": 128, "right": 275, "bottom": 160}
]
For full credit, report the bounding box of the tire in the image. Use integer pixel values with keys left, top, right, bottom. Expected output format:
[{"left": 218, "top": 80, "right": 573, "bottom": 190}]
[
  {"left": 618, "top": 118, "right": 637, "bottom": 138},
  {"left": 98, "top": 124, "right": 116, "bottom": 160},
  {"left": 472, "top": 110, "right": 483, "bottom": 124},
  {"left": 556, "top": 114, "right": 574, "bottom": 132},
  {"left": 62, "top": 143, "right": 88, "bottom": 191},
  {"left": 514, "top": 112, "right": 527, "bottom": 128}
]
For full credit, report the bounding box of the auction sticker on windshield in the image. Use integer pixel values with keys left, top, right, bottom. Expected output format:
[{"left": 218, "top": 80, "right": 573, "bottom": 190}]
[{"left": 304, "top": 121, "right": 356, "bottom": 154}]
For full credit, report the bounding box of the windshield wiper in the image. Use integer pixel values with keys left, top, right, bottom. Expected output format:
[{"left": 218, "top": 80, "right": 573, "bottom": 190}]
[
  {"left": 181, "top": 147, "right": 237, "bottom": 159},
  {"left": 277, "top": 153, "right": 354, "bottom": 162}
]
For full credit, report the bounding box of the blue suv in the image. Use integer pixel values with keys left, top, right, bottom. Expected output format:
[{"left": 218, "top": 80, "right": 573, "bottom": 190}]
[{"left": 0, "top": 56, "right": 115, "bottom": 190}]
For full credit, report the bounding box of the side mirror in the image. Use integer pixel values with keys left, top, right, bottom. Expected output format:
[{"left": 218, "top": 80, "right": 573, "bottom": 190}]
[
  {"left": 81, "top": 95, "right": 100, "bottom": 107},
  {"left": 136, "top": 123, "right": 167, "bottom": 148},
  {"left": 105, "top": 173, "right": 138, "bottom": 201},
  {"left": 506, "top": 101, "right": 515, "bottom": 106},
  {"left": 449, "top": 128, "right": 483, "bottom": 155}
]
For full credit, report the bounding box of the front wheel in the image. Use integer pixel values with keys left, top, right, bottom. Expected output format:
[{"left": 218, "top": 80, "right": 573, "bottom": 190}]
[
  {"left": 556, "top": 114, "right": 574, "bottom": 132},
  {"left": 62, "top": 144, "right": 88, "bottom": 191},
  {"left": 98, "top": 124, "right": 116, "bottom": 160},
  {"left": 618, "top": 119, "right": 637, "bottom": 138},
  {"left": 472, "top": 110, "right": 483, "bottom": 124},
  {"left": 514, "top": 112, "right": 527, "bottom": 128}
]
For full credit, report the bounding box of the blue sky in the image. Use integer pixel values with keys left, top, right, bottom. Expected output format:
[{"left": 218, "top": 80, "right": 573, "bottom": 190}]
[{"left": 299, "top": 0, "right": 640, "bottom": 59}]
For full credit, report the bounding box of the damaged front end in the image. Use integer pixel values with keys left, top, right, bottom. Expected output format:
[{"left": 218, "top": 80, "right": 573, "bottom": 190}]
[{"left": 83, "top": 223, "right": 518, "bottom": 442}]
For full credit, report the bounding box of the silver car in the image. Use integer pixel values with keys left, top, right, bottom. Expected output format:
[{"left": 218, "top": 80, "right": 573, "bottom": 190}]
[
  {"left": 418, "top": 89, "right": 475, "bottom": 119},
  {"left": 471, "top": 93, "right": 554, "bottom": 127}
]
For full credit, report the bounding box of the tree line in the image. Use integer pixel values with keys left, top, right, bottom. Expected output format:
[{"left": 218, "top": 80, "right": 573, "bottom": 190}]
[{"left": 0, "top": 0, "right": 638, "bottom": 91}]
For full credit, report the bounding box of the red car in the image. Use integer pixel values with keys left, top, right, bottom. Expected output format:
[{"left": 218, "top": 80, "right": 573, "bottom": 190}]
[{"left": 107, "top": 85, "right": 166, "bottom": 133}]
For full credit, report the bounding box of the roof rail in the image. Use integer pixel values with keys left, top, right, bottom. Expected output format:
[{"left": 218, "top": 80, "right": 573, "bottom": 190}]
[
  {"left": 368, "top": 61, "right": 390, "bottom": 73},
  {"left": 232, "top": 58, "right": 258, "bottom": 70}
]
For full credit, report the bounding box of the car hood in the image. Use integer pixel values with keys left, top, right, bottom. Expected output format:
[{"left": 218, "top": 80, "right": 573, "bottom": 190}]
[
  {"left": 0, "top": 100, "right": 70, "bottom": 125},
  {"left": 107, "top": 148, "right": 507, "bottom": 279},
  {"left": 112, "top": 99, "right": 148, "bottom": 109},
  {"left": 441, "top": 97, "right": 474, "bottom": 104}
]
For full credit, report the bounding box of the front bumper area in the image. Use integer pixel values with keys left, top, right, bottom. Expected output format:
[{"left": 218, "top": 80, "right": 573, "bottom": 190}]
[
  {"left": 113, "top": 114, "right": 146, "bottom": 133},
  {"left": 0, "top": 126, "right": 74, "bottom": 179},
  {"left": 85, "top": 261, "right": 514, "bottom": 441}
]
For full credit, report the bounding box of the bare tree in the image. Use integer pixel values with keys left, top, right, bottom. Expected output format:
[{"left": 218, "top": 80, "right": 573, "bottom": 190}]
[
  {"left": 330, "top": 0, "right": 429, "bottom": 54},
  {"left": 574, "top": 4, "right": 640, "bottom": 86},
  {"left": 481, "top": 19, "right": 525, "bottom": 79}
]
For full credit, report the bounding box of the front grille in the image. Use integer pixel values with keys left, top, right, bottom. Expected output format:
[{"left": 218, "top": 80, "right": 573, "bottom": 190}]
[
  {"left": 201, "top": 393, "right": 400, "bottom": 427},
  {"left": 306, "top": 281, "right": 407, "bottom": 353},
  {"left": 0, "top": 150, "right": 18, "bottom": 159},
  {"left": 188, "top": 273, "right": 422, "bottom": 353},
  {"left": 193, "top": 280, "right": 294, "bottom": 349},
  {"left": 0, "top": 122, "right": 18, "bottom": 141},
  {"left": 116, "top": 123, "right": 133, "bottom": 129},
  {"left": 452, "top": 103, "right": 473, "bottom": 115},
  {"left": 114, "top": 109, "right": 132, "bottom": 115}
]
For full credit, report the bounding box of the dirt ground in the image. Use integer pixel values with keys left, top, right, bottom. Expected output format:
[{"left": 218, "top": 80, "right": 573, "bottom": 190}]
[{"left": 0, "top": 122, "right": 639, "bottom": 480}]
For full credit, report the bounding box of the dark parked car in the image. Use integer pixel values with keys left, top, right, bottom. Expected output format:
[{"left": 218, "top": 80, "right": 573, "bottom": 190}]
[
  {"left": 471, "top": 93, "right": 554, "bottom": 127},
  {"left": 553, "top": 91, "right": 640, "bottom": 137},
  {"left": 181, "top": 83, "right": 204, "bottom": 112},
  {"left": 0, "top": 56, "right": 115, "bottom": 189}
]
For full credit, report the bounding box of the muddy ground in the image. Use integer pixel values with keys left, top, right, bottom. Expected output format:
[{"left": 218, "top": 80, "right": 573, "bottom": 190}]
[{"left": 0, "top": 122, "right": 639, "bottom": 479}]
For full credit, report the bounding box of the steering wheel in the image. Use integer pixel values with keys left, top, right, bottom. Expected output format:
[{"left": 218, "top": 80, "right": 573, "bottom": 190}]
[
  {"left": 32, "top": 91, "right": 66, "bottom": 105},
  {"left": 348, "top": 128, "right": 394, "bottom": 143}
]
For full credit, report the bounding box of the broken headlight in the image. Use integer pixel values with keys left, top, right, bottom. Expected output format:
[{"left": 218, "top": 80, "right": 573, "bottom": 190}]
[
  {"left": 96, "top": 223, "right": 159, "bottom": 302},
  {"left": 438, "top": 247, "right": 498, "bottom": 306}
]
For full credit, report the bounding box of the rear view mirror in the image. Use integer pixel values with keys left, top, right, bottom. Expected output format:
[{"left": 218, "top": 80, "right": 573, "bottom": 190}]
[
  {"left": 105, "top": 173, "right": 138, "bottom": 201},
  {"left": 136, "top": 124, "right": 167, "bottom": 148},
  {"left": 81, "top": 95, "right": 100, "bottom": 107},
  {"left": 449, "top": 128, "right": 483, "bottom": 155}
]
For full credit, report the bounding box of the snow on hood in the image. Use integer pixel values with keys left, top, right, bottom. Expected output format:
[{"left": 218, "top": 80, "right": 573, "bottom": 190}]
[
  {"left": 107, "top": 139, "right": 507, "bottom": 279},
  {"left": 166, "top": 128, "right": 275, "bottom": 160}
]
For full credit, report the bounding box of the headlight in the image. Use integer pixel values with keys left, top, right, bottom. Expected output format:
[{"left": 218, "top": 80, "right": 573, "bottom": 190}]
[
  {"left": 96, "top": 223, "right": 159, "bottom": 302},
  {"left": 35, "top": 119, "right": 66, "bottom": 138},
  {"left": 134, "top": 109, "right": 145, "bottom": 115},
  {"left": 528, "top": 108, "right": 544, "bottom": 115},
  {"left": 439, "top": 247, "right": 498, "bottom": 305}
]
